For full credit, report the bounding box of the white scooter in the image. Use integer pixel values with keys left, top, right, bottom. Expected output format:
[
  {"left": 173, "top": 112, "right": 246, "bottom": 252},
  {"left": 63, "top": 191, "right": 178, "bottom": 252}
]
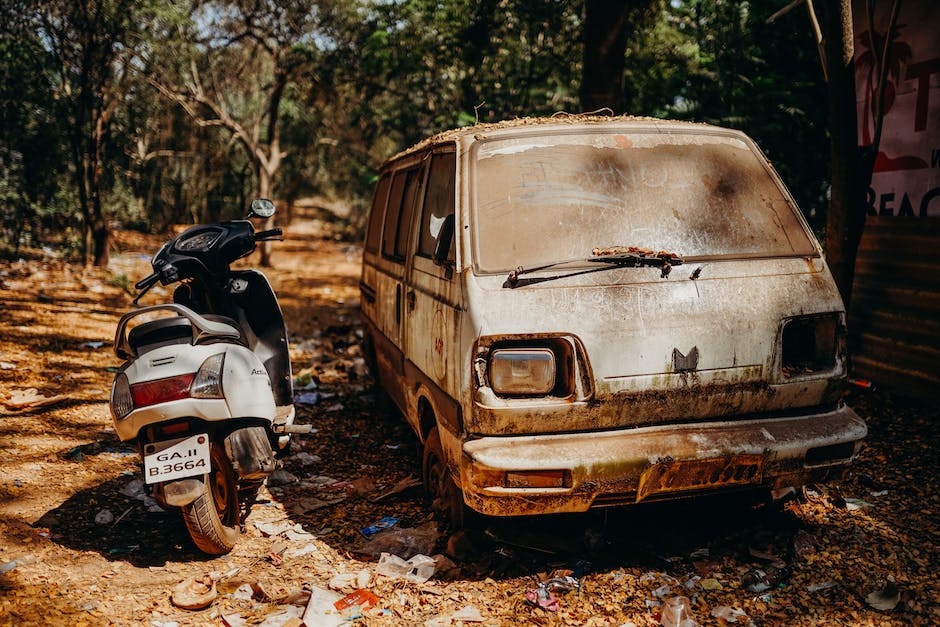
[{"left": 109, "top": 199, "right": 307, "bottom": 554}]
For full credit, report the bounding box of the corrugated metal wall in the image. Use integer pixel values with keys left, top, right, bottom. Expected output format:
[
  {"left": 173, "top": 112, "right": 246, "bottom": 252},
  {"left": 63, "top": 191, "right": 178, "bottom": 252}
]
[{"left": 848, "top": 217, "right": 940, "bottom": 401}]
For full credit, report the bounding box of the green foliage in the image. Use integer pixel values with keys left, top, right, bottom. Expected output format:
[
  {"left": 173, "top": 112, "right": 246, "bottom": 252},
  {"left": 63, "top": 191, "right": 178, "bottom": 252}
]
[{"left": 0, "top": 0, "right": 835, "bottom": 250}]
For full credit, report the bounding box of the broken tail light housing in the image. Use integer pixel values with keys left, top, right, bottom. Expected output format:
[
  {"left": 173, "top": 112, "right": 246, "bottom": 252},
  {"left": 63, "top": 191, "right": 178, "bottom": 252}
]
[{"left": 781, "top": 314, "right": 841, "bottom": 378}]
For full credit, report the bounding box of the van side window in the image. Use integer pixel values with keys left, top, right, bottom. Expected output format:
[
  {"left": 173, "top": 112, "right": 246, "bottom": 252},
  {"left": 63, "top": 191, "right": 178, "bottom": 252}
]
[
  {"left": 364, "top": 174, "right": 390, "bottom": 254},
  {"left": 417, "top": 152, "right": 456, "bottom": 259},
  {"left": 382, "top": 167, "right": 421, "bottom": 261}
]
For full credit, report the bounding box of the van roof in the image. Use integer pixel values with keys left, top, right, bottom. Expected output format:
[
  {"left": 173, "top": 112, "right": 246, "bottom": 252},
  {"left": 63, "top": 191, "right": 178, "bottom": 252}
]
[{"left": 384, "top": 114, "right": 721, "bottom": 165}]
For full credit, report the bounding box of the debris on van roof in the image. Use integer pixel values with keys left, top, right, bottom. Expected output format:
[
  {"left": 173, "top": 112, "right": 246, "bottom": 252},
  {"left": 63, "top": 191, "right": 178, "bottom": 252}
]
[{"left": 386, "top": 113, "right": 711, "bottom": 163}]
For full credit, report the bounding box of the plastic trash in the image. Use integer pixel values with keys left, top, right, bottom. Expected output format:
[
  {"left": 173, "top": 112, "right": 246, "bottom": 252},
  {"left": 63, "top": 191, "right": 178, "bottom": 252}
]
[
  {"left": 865, "top": 578, "right": 900, "bottom": 611},
  {"left": 375, "top": 552, "right": 437, "bottom": 583},
  {"left": 710, "top": 606, "right": 748, "bottom": 623},
  {"left": 360, "top": 522, "right": 441, "bottom": 559},
  {"left": 741, "top": 564, "right": 790, "bottom": 593},
  {"left": 807, "top": 581, "right": 837, "bottom": 593},
  {"left": 660, "top": 596, "right": 699, "bottom": 627},
  {"left": 792, "top": 529, "right": 816, "bottom": 557},
  {"left": 294, "top": 392, "right": 320, "bottom": 405},
  {"left": 302, "top": 586, "right": 345, "bottom": 627},
  {"left": 360, "top": 516, "right": 399, "bottom": 537},
  {"left": 524, "top": 585, "right": 560, "bottom": 611},
  {"left": 95, "top": 509, "right": 114, "bottom": 525},
  {"left": 333, "top": 589, "right": 379, "bottom": 612}
]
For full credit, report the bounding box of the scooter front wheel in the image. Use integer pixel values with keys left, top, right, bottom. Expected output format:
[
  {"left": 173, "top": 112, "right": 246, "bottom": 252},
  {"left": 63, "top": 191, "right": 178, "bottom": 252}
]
[{"left": 181, "top": 444, "right": 239, "bottom": 554}]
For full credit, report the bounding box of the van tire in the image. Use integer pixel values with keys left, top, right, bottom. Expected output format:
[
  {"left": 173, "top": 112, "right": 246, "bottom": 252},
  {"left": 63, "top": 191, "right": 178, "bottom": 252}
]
[{"left": 422, "top": 426, "right": 469, "bottom": 529}]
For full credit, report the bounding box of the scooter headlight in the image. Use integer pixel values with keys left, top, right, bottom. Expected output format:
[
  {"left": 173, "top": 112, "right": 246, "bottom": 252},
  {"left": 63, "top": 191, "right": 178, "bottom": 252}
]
[
  {"left": 191, "top": 353, "right": 225, "bottom": 399},
  {"left": 111, "top": 373, "right": 134, "bottom": 421}
]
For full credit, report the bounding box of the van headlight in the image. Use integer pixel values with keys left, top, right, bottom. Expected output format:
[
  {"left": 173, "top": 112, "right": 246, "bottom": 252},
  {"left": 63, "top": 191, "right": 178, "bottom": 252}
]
[{"left": 489, "top": 348, "right": 556, "bottom": 396}]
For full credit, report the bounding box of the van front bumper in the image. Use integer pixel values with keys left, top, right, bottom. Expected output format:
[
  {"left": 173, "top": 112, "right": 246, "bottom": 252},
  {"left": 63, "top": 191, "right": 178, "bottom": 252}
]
[{"left": 460, "top": 405, "right": 867, "bottom": 516}]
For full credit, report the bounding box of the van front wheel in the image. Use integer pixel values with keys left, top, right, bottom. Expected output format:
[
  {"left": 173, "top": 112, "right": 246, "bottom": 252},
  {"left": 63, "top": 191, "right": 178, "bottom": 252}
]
[{"left": 422, "top": 427, "right": 467, "bottom": 529}]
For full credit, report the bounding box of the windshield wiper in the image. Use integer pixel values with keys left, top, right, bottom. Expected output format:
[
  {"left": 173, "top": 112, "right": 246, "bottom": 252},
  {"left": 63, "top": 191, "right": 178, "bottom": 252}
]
[{"left": 504, "top": 248, "right": 683, "bottom": 288}]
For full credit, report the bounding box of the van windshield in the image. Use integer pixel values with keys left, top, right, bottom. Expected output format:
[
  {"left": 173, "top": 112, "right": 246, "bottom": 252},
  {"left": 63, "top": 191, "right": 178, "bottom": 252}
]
[{"left": 471, "top": 130, "right": 816, "bottom": 274}]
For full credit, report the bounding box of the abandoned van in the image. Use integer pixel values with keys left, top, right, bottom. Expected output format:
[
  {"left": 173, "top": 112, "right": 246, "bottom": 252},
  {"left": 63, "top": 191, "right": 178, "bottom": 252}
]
[{"left": 359, "top": 116, "right": 867, "bottom": 523}]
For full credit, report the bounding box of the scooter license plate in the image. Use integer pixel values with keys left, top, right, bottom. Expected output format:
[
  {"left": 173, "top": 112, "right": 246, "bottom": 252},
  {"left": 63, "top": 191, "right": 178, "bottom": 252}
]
[{"left": 143, "top": 434, "right": 210, "bottom": 484}]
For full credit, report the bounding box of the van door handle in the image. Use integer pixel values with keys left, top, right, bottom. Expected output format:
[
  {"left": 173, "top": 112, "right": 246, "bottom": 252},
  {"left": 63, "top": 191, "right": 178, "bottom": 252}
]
[
  {"left": 395, "top": 285, "right": 402, "bottom": 324},
  {"left": 406, "top": 290, "right": 416, "bottom": 311}
]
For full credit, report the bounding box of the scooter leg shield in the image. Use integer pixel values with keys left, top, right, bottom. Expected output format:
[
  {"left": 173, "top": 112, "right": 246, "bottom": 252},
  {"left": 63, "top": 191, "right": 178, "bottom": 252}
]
[
  {"left": 162, "top": 477, "right": 206, "bottom": 507},
  {"left": 225, "top": 426, "right": 278, "bottom": 480}
]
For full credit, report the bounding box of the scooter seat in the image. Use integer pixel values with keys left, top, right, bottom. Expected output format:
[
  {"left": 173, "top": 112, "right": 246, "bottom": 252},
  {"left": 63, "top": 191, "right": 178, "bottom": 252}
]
[
  {"left": 128, "top": 317, "right": 193, "bottom": 352},
  {"left": 128, "top": 315, "right": 245, "bottom": 354}
]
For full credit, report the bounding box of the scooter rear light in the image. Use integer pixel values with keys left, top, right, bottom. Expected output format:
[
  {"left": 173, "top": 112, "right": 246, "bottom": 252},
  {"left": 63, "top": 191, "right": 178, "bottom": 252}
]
[
  {"left": 111, "top": 373, "right": 134, "bottom": 420},
  {"left": 191, "top": 353, "right": 225, "bottom": 399},
  {"left": 130, "top": 373, "right": 196, "bottom": 408}
]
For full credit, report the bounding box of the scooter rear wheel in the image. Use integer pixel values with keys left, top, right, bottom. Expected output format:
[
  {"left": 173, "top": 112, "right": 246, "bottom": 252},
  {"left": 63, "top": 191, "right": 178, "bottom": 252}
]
[{"left": 181, "top": 444, "right": 239, "bottom": 554}]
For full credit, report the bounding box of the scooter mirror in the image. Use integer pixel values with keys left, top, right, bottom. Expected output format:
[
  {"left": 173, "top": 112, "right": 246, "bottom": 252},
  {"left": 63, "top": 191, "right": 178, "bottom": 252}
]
[{"left": 248, "top": 198, "right": 276, "bottom": 219}]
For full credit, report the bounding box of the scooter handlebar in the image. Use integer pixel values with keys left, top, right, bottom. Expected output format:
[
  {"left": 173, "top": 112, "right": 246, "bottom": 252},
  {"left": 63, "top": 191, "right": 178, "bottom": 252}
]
[
  {"left": 254, "top": 228, "right": 283, "bottom": 241},
  {"left": 135, "top": 273, "right": 160, "bottom": 291}
]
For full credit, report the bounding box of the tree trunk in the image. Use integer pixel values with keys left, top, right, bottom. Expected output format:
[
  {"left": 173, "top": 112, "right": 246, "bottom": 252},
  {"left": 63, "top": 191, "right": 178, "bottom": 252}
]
[
  {"left": 257, "top": 166, "right": 274, "bottom": 267},
  {"left": 580, "top": 0, "right": 633, "bottom": 113},
  {"left": 820, "top": 0, "right": 863, "bottom": 308}
]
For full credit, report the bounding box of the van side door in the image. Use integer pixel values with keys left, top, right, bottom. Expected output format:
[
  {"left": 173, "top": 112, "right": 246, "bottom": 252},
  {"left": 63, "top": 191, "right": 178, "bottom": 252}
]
[
  {"left": 403, "top": 149, "right": 459, "bottom": 424},
  {"left": 370, "top": 161, "right": 424, "bottom": 409}
]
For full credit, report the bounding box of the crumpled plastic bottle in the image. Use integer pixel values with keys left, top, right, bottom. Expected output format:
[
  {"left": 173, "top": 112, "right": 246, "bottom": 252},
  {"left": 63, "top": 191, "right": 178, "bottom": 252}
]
[
  {"left": 660, "top": 595, "right": 700, "bottom": 627},
  {"left": 741, "top": 564, "right": 791, "bottom": 593}
]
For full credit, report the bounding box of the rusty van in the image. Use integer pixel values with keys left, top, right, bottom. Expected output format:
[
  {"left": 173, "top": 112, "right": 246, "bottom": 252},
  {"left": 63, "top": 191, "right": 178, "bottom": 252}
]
[{"left": 359, "top": 116, "right": 867, "bottom": 524}]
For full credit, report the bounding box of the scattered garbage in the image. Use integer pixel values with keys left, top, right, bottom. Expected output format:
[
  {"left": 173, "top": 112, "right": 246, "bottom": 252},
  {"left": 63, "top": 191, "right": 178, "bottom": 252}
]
[
  {"left": 370, "top": 475, "right": 422, "bottom": 502},
  {"left": 426, "top": 604, "right": 485, "bottom": 625},
  {"left": 847, "top": 377, "right": 875, "bottom": 390},
  {"left": 1, "top": 388, "right": 66, "bottom": 412},
  {"left": 375, "top": 552, "right": 437, "bottom": 583},
  {"left": 294, "top": 392, "right": 320, "bottom": 405},
  {"left": 844, "top": 498, "right": 874, "bottom": 511},
  {"left": 865, "top": 578, "right": 901, "bottom": 611},
  {"left": 232, "top": 583, "right": 254, "bottom": 601},
  {"left": 170, "top": 573, "right": 217, "bottom": 610},
  {"left": 267, "top": 469, "right": 300, "bottom": 486},
  {"left": 80, "top": 341, "right": 106, "bottom": 349},
  {"left": 807, "top": 581, "right": 838, "bottom": 593},
  {"left": 94, "top": 509, "right": 114, "bottom": 525},
  {"left": 710, "top": 605, "right": 749, "bottom": 623},
  {"left": 360, "top": 522, "right": 441, "bottom": 559},
  {"left": 698, "top": 578, "right": 722, "bottom": 591},
  {"left": 289, "top": 451, "right": 321, "bottom": 465},
  {"left": 301, "top": 586, "right": 345, "bottom": 627},
  {"left": 120, "top": 478, "right": 146, "bottom": 498},
  {"left": 524, "top": 585, "right": 561, "bottom": 612},
  {"left": 333, "top": 588, "right": 379, "bottom": 612},
  {"left": 0, "top": 361, "right": 15, "bottom": 370},
  {"left": 361, "top": 516, "right": 399, "bottom": 537},
  {"left": 0, "top": 560, "right": 19, "bottom": 574},
  {"left": 792, "top": 529, "right": 816, "bottom": 558},
  {"left": 660, "top": 595, "right": 699, "bottom": 627},
  {"left": 741, "top": 564, "right": 790, "bottom": 593}
]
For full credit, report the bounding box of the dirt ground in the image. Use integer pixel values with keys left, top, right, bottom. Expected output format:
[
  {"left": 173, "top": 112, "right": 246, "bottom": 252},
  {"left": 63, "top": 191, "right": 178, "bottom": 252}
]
[{"left": 0, "top": 212, "right": 937, "bottom": 627}]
